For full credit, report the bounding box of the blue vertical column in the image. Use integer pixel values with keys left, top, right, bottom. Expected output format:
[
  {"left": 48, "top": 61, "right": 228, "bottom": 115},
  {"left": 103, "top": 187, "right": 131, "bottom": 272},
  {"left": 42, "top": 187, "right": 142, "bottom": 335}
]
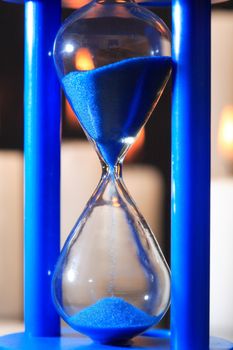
[
  {"left": 171, "top": 1, "right": 211, "bottom": 349},
  {"left": 24, "top": 0, "right": 61, "bottom": 337}
]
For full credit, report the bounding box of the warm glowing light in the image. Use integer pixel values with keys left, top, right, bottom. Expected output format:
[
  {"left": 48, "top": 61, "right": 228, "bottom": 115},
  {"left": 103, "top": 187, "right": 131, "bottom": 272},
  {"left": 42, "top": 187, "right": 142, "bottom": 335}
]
[
  {"left": 63, "top": 0, "right": 90, "bottom": 8},
  {"left": 218, "top": 106, "right": 233, "bottom": 162},
  {"left": 75, "top": 48, "right": 95, "bottom": 71},
  {"left": 125, "top": 128, "right": 145, "bottom": 163},
  {"left": 112, "top": 196, "right": 120, "bottom": 207},
  {"left": 65, "top": 99, "right": 80, "bottom": 128}
]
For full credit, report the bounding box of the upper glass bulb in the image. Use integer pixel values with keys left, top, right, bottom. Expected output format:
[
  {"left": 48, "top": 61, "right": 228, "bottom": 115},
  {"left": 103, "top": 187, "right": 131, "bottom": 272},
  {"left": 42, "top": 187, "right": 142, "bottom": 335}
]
[
  {"left": 54, "top": 0, "right": 171, "bottom": 76},
  {"left": 54, "top": 0, "right": 171, "bottom": 168},
  {"left": 52, "top": 0, "right": 171, "bottom": 345}
]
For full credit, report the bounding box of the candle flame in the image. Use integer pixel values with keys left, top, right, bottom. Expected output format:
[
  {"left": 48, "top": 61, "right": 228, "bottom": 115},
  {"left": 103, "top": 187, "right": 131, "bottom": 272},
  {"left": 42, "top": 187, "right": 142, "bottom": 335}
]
[
  {"left": 65, "top": 99, "right": 80, "bottom": 128},
  {"left": 125, "top": 128, "right": 145, "bottom": 163},
  {"left": 75, "top": 48, "right": 95, "bottom": 71},
  {"left": 63, "top": 0, "right": 90, "bottom": 9},
  {"left": 218, "top": 106, "right": 233, "bottom": 161}
]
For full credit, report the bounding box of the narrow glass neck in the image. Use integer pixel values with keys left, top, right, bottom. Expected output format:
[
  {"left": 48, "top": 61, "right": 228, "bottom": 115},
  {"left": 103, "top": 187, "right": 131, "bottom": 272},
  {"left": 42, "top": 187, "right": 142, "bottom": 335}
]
[
  {"left": 96, "top": 0, "right": 135, "bottom": 4},
  {"left": 101, "top": 161, "right": 123, "bottom": 179}
]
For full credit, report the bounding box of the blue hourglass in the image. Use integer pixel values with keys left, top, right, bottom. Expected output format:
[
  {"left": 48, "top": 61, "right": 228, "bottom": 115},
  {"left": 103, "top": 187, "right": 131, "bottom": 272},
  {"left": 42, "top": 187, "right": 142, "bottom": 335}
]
[{"left": 52, "top": 0, "right": 172, "bottom": 344}]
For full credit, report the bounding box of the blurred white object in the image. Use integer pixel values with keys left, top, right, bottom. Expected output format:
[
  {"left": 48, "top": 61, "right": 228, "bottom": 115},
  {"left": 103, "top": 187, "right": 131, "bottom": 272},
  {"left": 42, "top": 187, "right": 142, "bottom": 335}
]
[
  {"left": 210, "top": 178, "right": 233, "bottom": 341},
  {"left": 212, "top": 11, "right": 233, "bottom": 177},
  {"left": 61, "top": 140, "right": 164, "bottom": 248},
  {"left": 0, "top": 320, "right": 24, "bottom": 336},
  {"left": 210, "top": 10, "right": 233, "bottom": 342},
  {"left": 0, "top": 151, "right": 23, "bottom": 320}
]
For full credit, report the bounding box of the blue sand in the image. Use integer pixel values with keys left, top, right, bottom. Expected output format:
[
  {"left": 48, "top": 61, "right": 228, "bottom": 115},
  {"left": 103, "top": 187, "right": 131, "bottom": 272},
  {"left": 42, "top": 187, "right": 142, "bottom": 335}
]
[
  {"left": 62, "top": 57, "right": 171, "bottom": 167},
  {"left": 68, "top": 297, "right": 156, "bottom": 344}
]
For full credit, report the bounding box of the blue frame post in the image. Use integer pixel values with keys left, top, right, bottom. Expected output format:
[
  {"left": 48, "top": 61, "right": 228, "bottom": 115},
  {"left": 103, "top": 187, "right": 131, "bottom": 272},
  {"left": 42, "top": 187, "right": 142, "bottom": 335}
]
[
  {"left": 24, "top": 0, "right": 61, "bottom": 336},
  {"left": 171, "top": 0, "right": 211, "bottom": 349}
]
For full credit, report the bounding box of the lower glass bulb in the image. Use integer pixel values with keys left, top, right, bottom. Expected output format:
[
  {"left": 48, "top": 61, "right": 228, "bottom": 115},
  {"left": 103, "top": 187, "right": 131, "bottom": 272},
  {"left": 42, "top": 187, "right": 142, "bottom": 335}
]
[{"left": 52, "top": 169, "right": 170, "bottom": 344}]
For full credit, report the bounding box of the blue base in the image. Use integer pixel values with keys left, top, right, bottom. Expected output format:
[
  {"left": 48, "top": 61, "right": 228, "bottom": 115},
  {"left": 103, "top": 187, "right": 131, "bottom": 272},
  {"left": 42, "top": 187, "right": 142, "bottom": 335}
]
[{"left": 0, "top": 331, "right": 232, "bottom": 349}]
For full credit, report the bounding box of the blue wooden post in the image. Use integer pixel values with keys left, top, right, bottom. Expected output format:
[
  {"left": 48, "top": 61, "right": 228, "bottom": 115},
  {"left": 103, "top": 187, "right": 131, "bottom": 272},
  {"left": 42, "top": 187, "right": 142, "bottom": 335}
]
[
  {"left": 171, "top": 0, "right": 211, "bottom": 349},
  {"left": 24, "top": 0, "right": 61, "bottom": 337}
]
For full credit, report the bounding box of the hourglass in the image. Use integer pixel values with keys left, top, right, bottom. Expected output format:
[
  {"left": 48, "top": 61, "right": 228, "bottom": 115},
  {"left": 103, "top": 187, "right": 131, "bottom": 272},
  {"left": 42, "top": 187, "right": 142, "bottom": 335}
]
[
  {"left": 52, "top": 0, "right": 171, "bottom": 344},
  {"left": 1, "top": 0, "right": 233, "bottom": 349}
]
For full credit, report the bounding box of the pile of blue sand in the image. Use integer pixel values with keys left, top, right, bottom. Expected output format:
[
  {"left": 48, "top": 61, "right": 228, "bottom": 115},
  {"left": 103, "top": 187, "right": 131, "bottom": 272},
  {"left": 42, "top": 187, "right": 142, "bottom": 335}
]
[
  {"left": 62, "top": 56, "right": 171, "bottom": 167},
  {"left": 68, "top": 297, "right": 155, "bottom": 344}
]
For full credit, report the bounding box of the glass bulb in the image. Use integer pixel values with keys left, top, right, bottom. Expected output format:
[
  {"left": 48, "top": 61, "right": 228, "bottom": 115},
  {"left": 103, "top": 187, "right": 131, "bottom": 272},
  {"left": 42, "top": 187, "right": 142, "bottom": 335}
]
[{"left": 52, "top": 0, "right": 172, "bottom": 344}]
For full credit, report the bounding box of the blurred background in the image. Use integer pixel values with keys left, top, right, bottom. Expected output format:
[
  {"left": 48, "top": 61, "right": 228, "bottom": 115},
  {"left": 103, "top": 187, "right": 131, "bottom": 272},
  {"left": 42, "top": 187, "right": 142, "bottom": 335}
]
[{"left": 0, "top": 0, "right": 233, "bottom": 342}]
